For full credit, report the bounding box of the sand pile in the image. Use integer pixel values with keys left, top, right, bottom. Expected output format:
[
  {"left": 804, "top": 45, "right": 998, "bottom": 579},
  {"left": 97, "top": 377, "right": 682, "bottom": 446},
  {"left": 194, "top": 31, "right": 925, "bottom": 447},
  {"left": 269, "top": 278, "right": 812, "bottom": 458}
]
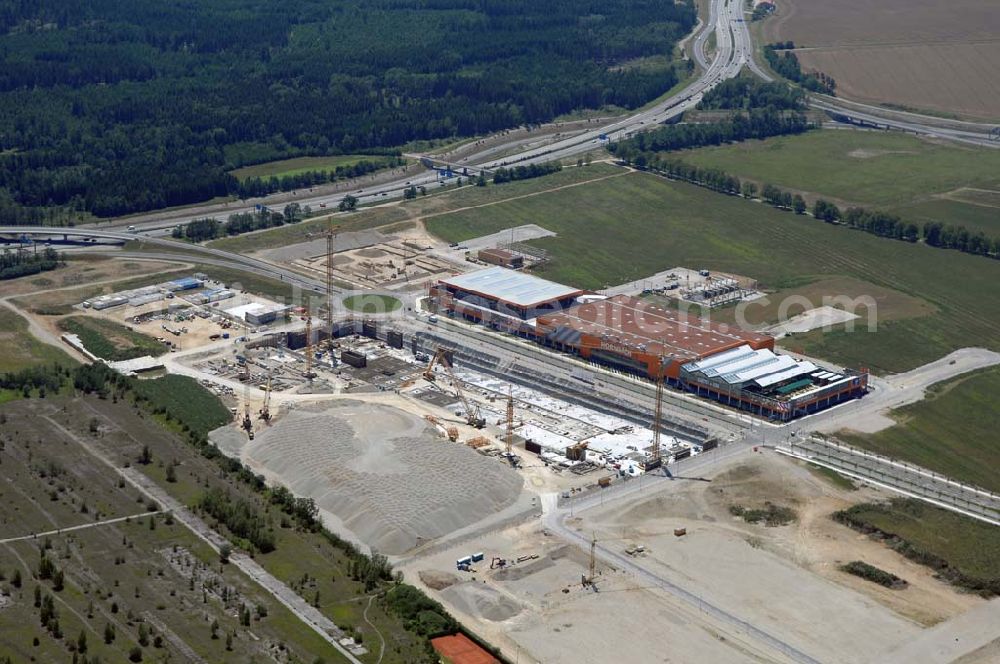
[
  {"left": 441, "top": 582, "right": 523, "bottom": 622},
  {"left": 211, "top": 400, "right": 523, "bottom": 555},
  {"left": 419, "top": 570, "right": 460, "bottom": 591}
]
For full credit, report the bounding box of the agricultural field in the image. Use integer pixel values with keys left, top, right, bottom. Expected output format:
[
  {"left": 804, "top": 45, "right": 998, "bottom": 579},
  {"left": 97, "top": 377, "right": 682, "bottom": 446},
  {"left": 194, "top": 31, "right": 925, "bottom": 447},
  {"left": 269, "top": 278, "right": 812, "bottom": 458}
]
[
  {"left": 0, "top": 398, "right": 348, "bottom": 664},
  {"left": 762, "top": 0, "right": 1000, "bottom": 120},
  {"left": 58, "top": 316, "right": 166, "bottom": 362},
  {"left": 0, "top": 307, "right": 76, "bottom": 373},
  {"left": 677, "top": 130, "right": 1000, "bottom": 214},
  {"left": 426, "top": 168, "right": 1000, "bottom": 373},
  {"left": 229, "top": 155, "right": 403, "bottom": 181},
  {"left": 206, "top": 162, "right": 622, "bottom": 255},
  {"left": 838, "top": 367, "right": 1000, "bottom": 493}
]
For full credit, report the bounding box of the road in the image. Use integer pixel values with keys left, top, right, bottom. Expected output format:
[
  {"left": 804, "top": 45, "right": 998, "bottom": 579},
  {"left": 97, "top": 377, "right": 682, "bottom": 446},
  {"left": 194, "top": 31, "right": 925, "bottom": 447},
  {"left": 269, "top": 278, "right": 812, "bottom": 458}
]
[
  {"left": 780, "top": 437, "right": 1000, "bottom": 525},
  {"left": 71, "top": 0, "right": 755, "bottom": 237},
  {"left": 0, "top": 510, "right": 166, "bottom": 545},
  {"left": 0, "top": 227, "right": 332, "bottom": 295}
]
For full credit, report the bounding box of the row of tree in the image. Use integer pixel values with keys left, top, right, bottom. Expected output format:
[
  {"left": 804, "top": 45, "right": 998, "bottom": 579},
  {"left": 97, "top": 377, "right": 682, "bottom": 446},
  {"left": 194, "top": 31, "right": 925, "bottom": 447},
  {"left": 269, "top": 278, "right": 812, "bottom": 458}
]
[
  {"left": 763, "top": 44, "right": 836, "bottom": 94},
  {"left": 492, "top": 162, "right": 563, "bottom": 184},
  {"left": 631, "top": 156, "right": 1000, "bottom": 258},
  {"left": 609, "top": 110, "right": 813, "bottom": 161},
  {"left": 0, "top": 246, "right": 63, "bottom": 280},
  {"left": 172, "top": 207, "right": 307, "bottom": 243}
]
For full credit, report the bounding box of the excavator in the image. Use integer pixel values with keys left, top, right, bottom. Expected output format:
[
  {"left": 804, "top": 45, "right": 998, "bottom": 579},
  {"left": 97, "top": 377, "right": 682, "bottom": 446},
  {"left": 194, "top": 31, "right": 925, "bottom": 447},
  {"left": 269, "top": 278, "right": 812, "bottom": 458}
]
[{"left": 423, "top": 348, "right": 486, "bottom": 428}]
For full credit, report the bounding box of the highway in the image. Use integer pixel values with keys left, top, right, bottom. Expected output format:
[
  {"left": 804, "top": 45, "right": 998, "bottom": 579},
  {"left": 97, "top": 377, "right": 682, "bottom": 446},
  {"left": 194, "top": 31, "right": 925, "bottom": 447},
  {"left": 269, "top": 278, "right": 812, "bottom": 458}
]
[
  {"left": 83, "top": 0, "right": 755, "bottom": 236},
  {"left": 0, "top": 227, "right": 331, "bottom": 295}
]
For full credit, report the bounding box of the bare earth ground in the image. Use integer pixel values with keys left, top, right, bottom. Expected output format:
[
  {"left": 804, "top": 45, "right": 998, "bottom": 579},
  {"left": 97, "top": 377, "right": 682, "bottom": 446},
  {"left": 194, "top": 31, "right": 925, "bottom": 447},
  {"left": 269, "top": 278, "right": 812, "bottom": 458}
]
[
  {"left": 763, "top": 0, "right": 1000, "bottom": 120},
  {"left": 402, "top": 453, "right": 987, "bottom": 664},
  {"left": 210, "top": 400, "right": 524, "bottom": 556}
]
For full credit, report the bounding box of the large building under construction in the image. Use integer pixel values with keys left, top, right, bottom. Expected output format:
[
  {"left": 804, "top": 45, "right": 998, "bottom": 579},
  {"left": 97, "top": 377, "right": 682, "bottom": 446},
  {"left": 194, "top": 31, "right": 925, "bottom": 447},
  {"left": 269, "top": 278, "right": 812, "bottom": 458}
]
[{"left": 430, "top": 267, "right": 868, "bottom": 421}]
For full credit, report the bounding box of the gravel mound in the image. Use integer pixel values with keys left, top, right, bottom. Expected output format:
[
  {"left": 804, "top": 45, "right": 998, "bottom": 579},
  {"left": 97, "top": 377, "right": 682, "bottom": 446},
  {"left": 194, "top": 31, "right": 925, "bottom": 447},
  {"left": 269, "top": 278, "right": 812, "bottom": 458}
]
[
  {"left": 419, "top": 570, "right": 460, "bottom": 591},
  {"left": 211, "top": 400, "right": 522, "bottom": 555},
  {"left": 441, "top": 582, "right": 523, "bottom": 622}
]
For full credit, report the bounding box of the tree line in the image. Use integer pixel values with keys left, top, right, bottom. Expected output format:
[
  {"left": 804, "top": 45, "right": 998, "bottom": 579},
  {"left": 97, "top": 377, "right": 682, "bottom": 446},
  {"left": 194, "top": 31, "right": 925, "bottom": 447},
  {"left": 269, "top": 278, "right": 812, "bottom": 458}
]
[
  {"left": 232, "top": 157, "right": 404, "bottom": 200},
  {"left": 608, "top": 109, "right": 813, "bottom": 162},
  {"left": 173, "top": 207, "right": 307, "bottom": 243},
  {"left": 492, "top": 162, "right": 563, "bottom": 184},
  {"left": 764, "top": 44, "right": 836, "bottom": 94},
  {"left": 0, "top": 246, "right": 63, "bottom": 280},
  {"left": 0, "top": 0, "right": 697, "bottom": 221},
  {"left": 625, "top": 156, "right": 1000, "bottom": 259}
]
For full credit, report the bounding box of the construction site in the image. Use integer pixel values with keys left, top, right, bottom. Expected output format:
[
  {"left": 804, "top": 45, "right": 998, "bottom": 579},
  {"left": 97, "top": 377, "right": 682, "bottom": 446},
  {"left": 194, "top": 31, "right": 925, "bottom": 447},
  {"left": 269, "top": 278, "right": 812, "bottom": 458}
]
[{"left": 22, "top": 215, "right": 994, "bottom": 664}]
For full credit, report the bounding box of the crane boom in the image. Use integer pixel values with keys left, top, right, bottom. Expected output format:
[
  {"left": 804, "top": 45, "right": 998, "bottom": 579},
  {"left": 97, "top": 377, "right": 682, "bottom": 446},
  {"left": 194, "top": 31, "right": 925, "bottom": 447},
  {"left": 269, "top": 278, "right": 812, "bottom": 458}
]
[{"left": 424, "top": 348, "right": 485, "bottom": 428}]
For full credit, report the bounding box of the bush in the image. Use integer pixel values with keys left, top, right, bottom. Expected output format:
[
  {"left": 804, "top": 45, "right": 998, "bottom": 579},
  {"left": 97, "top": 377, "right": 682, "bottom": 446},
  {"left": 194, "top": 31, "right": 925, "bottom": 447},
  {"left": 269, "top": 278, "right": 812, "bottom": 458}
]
[
  {"left": 729, "top": 502, "right": 797, "bottom": 526},
  {"left": 840, "top": 561, "right": 907, "bottom": 589}
]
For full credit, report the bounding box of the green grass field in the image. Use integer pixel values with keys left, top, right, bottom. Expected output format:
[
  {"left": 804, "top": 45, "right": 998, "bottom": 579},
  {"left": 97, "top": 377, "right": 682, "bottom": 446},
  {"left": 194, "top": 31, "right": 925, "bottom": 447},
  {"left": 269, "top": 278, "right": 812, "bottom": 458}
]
[
  {"left": 677, "top": 130, "right": 1000, "bottom": 214},
  {"left": 229, "top": 154, "right": 400, "bottom": 181},
  {"left": 130, "top": 374, "right": 233, "bottom": 438},
  {"left": 839, "top": 367, "right": 1000, "bottom": 493},
  {"left": 342, "top": 294, "right": 402, "bottom": 314},
  {"left": 835, "top": 499, "right": 1000, "bottom": 593},
  {"left": 892, "top": 198, "right": 1000, "bottom": 235},
  {"left": 58, "top": 316, "right": 167, "bottom": 361},
  {"left": 426, "top": 169, "right": 1000, "bottom": 373},
  {"left": 207, "top": 162, "right": 621, "bottom": 255},
  {"left": 0, "top": 307, "right": 77, "bottom": 372}
]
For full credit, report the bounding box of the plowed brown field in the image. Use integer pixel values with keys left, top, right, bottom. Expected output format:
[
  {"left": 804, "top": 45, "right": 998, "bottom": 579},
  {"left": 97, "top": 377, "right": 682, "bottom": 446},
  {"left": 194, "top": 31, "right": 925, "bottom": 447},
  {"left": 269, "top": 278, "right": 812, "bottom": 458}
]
[{"left": 762, "top": 0, "right": 1000, "bottom": 120}]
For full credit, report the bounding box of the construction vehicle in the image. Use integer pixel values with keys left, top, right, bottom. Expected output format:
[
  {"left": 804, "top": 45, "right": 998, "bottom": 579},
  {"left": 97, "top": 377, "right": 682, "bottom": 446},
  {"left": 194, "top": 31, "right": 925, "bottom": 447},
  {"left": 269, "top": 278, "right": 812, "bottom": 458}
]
[
  {"left": 241, "top": 402, "right": 254, "bottom": 440},
  {"left": 258, "top": 374, "right": 272, "bottom": 423},
  {"left": 423, "top": 348, "right": 485, "bottom": 428},
  {"left": 490, "top": 556, "right": 507, "bottom": 570}
]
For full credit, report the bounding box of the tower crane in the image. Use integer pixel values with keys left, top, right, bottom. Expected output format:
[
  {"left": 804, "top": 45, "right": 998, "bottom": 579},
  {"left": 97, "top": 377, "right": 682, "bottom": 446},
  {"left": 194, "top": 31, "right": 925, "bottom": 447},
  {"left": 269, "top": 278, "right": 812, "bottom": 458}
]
[
  {"left": 423, "top": 348, "right": 485, "bottom": 428},
  {"left": 504, "top": 385, "right": 518, "bottom": 466},
  {"left": 643, "top": 354, "right": 666, "bottom": 472},
  {"left": 304, "top": 307, "right": 315, "bottom": 380},
  {"left": 324, "top": 222, "right": 339, "bottom": 345},
  {"left": 581, "top": 532, "right": 598, "bottom": 590}
]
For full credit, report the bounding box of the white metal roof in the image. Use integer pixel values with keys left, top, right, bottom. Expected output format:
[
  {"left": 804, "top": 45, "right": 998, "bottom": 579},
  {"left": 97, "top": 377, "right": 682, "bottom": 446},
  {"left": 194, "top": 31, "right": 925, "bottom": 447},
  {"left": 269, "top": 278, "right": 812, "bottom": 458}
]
[
  {"left": 704, "top": 348, "right": 778, "bottom": 378},
  {"left": 684, "top": 344, "right": 755, "bottom": 372},
  {"left": 725, "top": 355, "right": 798, "bottom": 384},
  {"left": 441, "top": 266, "right": 582, "bottom": 308},
  {"left": 754, "top": 361, "right": 818, "bottom": 388}
]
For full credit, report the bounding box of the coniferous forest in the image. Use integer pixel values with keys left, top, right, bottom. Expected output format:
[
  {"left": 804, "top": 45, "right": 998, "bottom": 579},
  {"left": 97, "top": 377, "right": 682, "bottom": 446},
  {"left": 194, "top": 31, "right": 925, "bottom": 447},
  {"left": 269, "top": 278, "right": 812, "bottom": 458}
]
[{"left": 0, "top": 0, "right": 696, "bottom": 222}]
